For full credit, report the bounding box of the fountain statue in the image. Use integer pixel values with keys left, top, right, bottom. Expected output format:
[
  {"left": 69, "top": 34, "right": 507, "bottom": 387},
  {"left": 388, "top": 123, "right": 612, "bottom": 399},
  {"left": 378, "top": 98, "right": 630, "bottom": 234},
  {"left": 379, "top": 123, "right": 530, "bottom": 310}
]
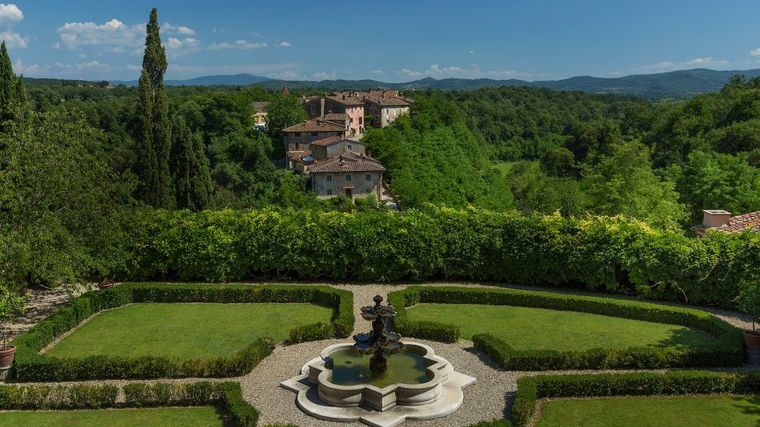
[
  {"left": 281, "top": 295, "right": 476, "bottom": 427},
  {"left": 353, "top": 295, "right": 402, "bottom": 372}
]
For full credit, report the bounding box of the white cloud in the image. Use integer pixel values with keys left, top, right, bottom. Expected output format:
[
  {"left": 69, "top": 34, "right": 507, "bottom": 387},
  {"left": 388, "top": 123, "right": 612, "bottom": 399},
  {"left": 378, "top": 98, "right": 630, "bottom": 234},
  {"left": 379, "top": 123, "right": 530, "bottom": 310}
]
[
  {"left": 57, "top": 19, "right": 145, "bottom": 52},
  {"left": 274, "top": 41, "right": 292, "bottom": 48},
  {"left": 370, "top": 69, "right": 384, "bottom": 74},
  {"left": 166, "top": 37, "right": 198, "bottom": 50},
  {"left": 54, "top": 60, "right": 111, "bottom": 72},
  {"left": 467, "top": 50, "right": 475, "bottom": 54},
  {"left": 637, "top": 57, "right": 730, "bottom": 72},
  {"left": 0, "top": 3, "right": 22, "bottom": 25},
  {"left": 312, "top": 71, "right": 337, "bottom": 80},
  {"left": 208, "top": 39, "right": 267, "bottom": 50},
  {"left": 751, "top": 48, "right": 760, "bottom": 57},
  {"left": 169, "top": 63, "right": 296, "bottom": 78},
  {"left": 13, "top": 59, "right": 40, "bottom": 75},
  {"left": 163, "top": 22, "right": 195, "bottom": 36},
  {"left": 398, "top": 64, "right": 533, "bottom": 80},
  {"left": 0, "top": 30, "right": 26, "bottom": 47}
]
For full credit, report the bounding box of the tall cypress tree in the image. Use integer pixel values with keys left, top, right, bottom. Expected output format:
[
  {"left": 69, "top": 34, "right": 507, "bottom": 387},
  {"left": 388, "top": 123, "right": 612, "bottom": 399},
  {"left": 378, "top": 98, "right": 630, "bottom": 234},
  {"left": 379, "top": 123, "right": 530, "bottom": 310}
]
[
  {"left": 0, "top": 42, "right": 24, "bottom": 128},
  {"left": 172, "top": 117, "right": 212, "bottom": 211},
  {"left": 136, "top": 8, "right": 172, "bottom": 207}
]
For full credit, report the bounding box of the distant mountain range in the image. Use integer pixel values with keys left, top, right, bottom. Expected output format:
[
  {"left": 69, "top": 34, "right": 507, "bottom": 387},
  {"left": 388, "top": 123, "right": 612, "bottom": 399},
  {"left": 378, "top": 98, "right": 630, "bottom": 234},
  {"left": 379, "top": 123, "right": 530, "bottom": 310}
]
[{"left": 70, "top": 68, "right": 760, "bottom": 99}]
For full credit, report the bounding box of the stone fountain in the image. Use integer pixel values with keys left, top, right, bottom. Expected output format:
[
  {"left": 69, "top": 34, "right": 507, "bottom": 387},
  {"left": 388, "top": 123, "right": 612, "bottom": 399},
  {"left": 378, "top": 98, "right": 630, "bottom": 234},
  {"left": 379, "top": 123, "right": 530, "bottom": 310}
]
[{"left": 281, "top": 295, "right": 475, "bottom": 427}]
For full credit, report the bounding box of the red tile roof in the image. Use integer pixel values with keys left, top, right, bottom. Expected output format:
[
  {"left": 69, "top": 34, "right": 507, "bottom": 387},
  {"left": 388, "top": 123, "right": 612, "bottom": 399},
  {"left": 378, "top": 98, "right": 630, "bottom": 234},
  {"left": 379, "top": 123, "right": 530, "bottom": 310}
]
[
  {"left": 309, "top": 151, "right": 385, "bottom": 173},
  {"left": 282, "top": 119, "right": 346, "bottom": 133},
  {"left": 695, "top": 211, "right": 760, "bottom": 236},
  {"left": 310, "top": 135, "right": 343, "bottom": 147}
]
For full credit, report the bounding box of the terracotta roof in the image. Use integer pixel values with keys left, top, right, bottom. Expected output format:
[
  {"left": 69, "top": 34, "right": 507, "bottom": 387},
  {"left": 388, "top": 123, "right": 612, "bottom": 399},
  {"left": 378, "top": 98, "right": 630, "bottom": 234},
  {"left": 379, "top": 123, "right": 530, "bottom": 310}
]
[
  {"left": 322, "top": 112, "right": 348, "bottom": 122},
  {"left": 282, "top": 119, "right": 346, "bottom": 133},
  {"left": 326, "top": 94, "right": 365, "bottom": 106},
  {"left": 695, "top": 211, "right": 760, "bottom": 236},
  {"left": 366, "top": 96, "right": 412, "bottom": 107},
  {"left": 287, "top": 150, "right": 310, "bottom": 161},
  {"left": 310, "top": 136, "right": 365, "bottom": 148},
  {"left": 309, "top": 151, "right": 385, "bottom": 173}
]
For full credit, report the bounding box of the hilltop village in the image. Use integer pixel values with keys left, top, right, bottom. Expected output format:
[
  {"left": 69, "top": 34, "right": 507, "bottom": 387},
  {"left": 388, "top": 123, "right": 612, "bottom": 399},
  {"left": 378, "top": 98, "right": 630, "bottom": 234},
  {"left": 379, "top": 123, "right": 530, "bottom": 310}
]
[{"left": 256, "top": 89, "right": 412, "bottom": 201}]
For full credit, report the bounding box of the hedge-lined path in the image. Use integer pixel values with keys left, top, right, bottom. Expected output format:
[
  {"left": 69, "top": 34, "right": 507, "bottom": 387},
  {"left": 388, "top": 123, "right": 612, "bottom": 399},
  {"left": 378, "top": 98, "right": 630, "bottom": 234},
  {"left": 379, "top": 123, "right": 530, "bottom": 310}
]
[
  {"left": 7, "top": 284, "right": 91, "bottom": 341},
  {"left": 5, "top": 282, "right": 758, "bottom": 426}
]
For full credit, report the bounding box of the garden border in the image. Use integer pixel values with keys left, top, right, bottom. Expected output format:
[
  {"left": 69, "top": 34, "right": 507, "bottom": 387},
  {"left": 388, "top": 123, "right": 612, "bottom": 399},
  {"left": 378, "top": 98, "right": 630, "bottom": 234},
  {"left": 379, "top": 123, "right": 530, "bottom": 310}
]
[
  {"left": 10, "top": 283, "right": 354, "bottom": 381},
  {"left": 511, "top": 370, "right": 760, "bottom": 426},
  {"left": 0, "top": 381, "right": 258, "bottom": 426},
  {"left": 388, "top": 286, "right": 744, "bottom": 370}
]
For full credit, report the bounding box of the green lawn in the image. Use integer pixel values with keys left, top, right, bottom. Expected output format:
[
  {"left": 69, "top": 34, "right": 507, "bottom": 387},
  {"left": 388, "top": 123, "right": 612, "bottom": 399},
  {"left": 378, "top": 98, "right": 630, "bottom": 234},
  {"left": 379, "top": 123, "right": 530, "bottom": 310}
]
[
  {"left": 0, "top": 407, "right": 223, "bottom": 427},
  {"left": 407, "top": 304, "right": 717, "bottom": 351},
  {"left": 537, "top": 395, "right": 760, "bottom": 427},
  {"left": 46, "top": 303, "right": 333, "bottom": 359}
]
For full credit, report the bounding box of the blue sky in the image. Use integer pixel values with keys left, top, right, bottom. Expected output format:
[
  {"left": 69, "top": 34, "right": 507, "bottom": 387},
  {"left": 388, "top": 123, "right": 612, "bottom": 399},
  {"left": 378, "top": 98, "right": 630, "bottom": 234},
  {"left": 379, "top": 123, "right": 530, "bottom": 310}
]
[{"left": 2, "top": 0, "right": 760, "bottom": 82}]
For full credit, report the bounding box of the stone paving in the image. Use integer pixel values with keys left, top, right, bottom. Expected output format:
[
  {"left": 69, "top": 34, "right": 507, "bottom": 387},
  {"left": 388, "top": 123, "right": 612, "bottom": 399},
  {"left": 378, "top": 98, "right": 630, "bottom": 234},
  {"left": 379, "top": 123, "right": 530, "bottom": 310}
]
[{"left": 5, "top": 282, "right": 757, "bottom": 426}]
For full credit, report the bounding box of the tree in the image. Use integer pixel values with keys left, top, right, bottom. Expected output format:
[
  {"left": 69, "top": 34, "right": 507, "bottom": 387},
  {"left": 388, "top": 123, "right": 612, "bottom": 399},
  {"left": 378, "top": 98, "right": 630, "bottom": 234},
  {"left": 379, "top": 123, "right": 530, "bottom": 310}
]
[
  {"left": 135, "top": 8, "right": 172, "bottom": 207},
  {"left": 265, "top": 93, "right": 307, "bottom": 156},
  {"left": 0, "top": 41, "right": 25, "bottom": 128},
  {"left": 172, "top": 117, "right": 212, "bottom": 211},
  {"left": 582, "top": 141, "right": 687, "bottom": 230},
  {"left": 540, "top": 146, "right": 577, "bottom": 177}
]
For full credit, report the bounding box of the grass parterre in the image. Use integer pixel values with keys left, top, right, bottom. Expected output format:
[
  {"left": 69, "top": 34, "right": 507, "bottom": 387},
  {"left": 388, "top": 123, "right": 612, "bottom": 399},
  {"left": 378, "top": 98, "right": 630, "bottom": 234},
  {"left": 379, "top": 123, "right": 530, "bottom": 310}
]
[
  {"left": 10, "top": 283, "right": 354, "bottom": 381},
  {"left": 389, "top": 286, "right": 744, "bottom": 370}
]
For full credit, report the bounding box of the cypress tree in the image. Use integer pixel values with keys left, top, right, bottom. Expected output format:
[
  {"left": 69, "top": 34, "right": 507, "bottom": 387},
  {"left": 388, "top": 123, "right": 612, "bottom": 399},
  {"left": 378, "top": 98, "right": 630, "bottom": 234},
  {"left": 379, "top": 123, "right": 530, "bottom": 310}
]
[
  {"left": 136, "top": 8, "right": 173, "bottom": 207},
  {"left": 172, "top": 117, "right": 212, "bottom": 211},
  {"left": 0, "top": 42, "right": 24, "bottom": 127}
]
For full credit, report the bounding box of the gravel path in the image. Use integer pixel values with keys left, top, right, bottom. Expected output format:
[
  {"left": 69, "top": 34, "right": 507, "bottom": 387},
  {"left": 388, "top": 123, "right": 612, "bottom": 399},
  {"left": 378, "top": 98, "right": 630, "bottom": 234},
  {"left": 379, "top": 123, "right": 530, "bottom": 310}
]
[{"left": 5, "top": 282, "right": 758, "bottom": 426}]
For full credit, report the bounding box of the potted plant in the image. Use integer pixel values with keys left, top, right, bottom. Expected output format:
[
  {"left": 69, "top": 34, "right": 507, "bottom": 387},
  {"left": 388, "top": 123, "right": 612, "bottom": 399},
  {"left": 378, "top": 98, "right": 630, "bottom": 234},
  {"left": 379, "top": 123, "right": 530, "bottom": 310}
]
[
  {"left": 0, "top": 286, "right": 25, "bottom": 369},
  {"left": 737, "top": 280, "right": 760, "bottom": 350}
]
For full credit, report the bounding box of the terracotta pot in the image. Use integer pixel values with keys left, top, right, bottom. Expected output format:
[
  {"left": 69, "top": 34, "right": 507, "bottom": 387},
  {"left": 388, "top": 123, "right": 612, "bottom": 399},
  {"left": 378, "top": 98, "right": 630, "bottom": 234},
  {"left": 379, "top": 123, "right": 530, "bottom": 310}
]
[
  {"left": 0, "top": 346, "right": 15, "bottom": 369},
  {"left": 744, "top": 330, "right": 760, "bottom": 350}
]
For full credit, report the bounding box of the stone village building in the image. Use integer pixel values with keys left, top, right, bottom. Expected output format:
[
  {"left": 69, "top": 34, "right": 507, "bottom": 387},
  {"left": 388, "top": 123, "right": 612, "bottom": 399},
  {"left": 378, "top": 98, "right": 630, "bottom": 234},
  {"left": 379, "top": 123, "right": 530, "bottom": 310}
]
[
  {"left": 302, "top": 90, "right": 412, "bottom": 137},
  {"left": 309, "top": 151, "right": 385, "bottom": 199}
]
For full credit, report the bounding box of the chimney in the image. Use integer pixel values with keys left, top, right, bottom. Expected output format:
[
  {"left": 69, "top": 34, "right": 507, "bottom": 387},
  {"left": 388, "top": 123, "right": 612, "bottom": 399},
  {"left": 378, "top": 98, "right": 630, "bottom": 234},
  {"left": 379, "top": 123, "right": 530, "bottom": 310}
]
[
  {"left": 320, "top": 98, "right": 325, "bottom": 117},
  {"left": 702, "top": 210, "right": 732, "bottom": 228}
]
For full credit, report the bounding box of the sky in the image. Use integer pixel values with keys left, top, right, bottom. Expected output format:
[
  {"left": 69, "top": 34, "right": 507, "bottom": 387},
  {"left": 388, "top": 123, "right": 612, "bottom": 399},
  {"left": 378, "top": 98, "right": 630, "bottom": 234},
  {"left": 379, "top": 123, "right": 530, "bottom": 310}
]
[{"left": 2, "top": 0, "right": 760, "bottom": 82}]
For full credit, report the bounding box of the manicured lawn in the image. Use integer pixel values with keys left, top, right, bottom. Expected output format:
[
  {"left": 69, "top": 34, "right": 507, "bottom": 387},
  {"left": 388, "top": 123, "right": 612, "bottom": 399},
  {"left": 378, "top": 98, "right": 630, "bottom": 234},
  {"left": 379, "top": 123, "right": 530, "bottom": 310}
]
[
  {"left": 46, "top": 303, "right": 333, "bottom": 359},
  {"left": 537, "top": 395, "right": 760, "bottom": 427},
  {"left": 0, "top": 407, "right": 223, "bottom": 427},
  {"left": 407, "top": 304, "right": 718, "bottom": 351}
]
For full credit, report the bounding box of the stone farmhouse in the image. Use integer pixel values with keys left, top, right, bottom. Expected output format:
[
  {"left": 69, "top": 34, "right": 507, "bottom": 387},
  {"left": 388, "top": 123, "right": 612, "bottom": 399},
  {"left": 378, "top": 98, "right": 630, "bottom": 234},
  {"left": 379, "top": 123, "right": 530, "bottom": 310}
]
[
  {"left": 309, "top": 151, "right": 386, "bottom": 199},
  {"left": 302, "top": 90, "right": 412, "bottom": 138}
]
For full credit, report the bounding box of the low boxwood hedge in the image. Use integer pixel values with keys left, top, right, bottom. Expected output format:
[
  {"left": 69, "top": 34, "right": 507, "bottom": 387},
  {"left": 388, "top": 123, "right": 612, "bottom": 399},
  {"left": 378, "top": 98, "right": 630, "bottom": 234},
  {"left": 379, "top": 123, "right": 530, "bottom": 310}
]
[
  {"left": 390, "top": 286, "right": 744, "bottom": 369},
  {"left": 0, "top": 381, "right": 258, "bottom": 427},
  {"left": 511, "top": 370, "right": 760, "bottom": 426},
  {"left": 10, "top": 283, "right": 353, "bottom": 381}
]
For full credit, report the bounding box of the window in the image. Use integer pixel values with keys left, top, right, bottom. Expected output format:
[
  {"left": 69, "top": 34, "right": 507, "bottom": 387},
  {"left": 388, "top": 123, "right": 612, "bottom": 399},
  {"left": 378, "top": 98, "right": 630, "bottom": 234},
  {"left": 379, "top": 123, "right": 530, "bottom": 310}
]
[
  {"left": 327, "top": 189, "right": 332, "bottom": 195},
  {"left": 346, "top": 174, "right": 352, "bottom": 181},
  {"left": 359, "top": 117, "right": 363, "bottom": 125},
  {"left": 311, "top": 132, "right": 318, "bottom": 137},
  {"left": 347, "top": 144, "right": 353, "bottom": 150},
  {"left": 326, "top": 175, "right": 332, "bottom": 182},
  {"left": 366, "top": 174, "right": 371, "bottom": 181},
  {"left": 294, "top": 132, "right": 301, "bottom": 137}
]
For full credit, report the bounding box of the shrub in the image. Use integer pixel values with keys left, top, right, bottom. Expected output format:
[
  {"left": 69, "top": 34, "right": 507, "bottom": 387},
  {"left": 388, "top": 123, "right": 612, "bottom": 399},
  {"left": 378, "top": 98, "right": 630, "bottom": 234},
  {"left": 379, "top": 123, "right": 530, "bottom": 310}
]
[
  {"left": 0, "top": 384, "right": 117, "bottom": 409},
  {"left": 10, "top": 283, "right": 352, "bottom": 381},
  {"left": 511, "top": 370, "right": 759, "bottom": 426},
  {"left": 391, "top": 286, "right": 744, "bottom": 370},
  {"left": 116, "top": 207, "right": 760, "bottom": 309}
]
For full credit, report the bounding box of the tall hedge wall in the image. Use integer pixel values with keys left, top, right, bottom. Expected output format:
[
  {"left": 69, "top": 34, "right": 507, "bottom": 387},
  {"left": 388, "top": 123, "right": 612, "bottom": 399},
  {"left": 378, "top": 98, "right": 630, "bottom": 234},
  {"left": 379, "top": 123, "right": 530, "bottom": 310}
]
[{"left": 114, "top": 207, "right": 760, "bottom": 308}]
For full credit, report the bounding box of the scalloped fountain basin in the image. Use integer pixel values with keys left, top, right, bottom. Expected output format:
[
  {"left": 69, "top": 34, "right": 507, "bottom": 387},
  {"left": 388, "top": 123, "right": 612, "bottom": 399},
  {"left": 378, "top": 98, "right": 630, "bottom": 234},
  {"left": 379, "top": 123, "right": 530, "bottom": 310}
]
[
  {"left": 308, "top": 343, "right": 450, "bottom": 412},
  {"left": 328, "top": 347, "right": 433, "bottom": 388}
]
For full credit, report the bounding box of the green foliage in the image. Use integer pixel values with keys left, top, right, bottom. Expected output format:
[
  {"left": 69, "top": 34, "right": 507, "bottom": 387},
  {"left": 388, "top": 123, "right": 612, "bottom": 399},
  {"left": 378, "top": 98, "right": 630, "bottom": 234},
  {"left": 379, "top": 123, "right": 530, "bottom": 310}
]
[
  {"left": 136, "top": 8, "right": 172, "bottom": 208},
  {"left": 508, "top": 161, "right": 587, "bottom": 216},
  {"left": 10, "top": 283, "right": 352, "bottom": 381},
  {"left": 0, "top": 384, "right": 118, "bottom": 409},
  {"left": 172, "top": 116, "right": 213, "bottom": 211},
  {"left": 265, "top": 93, "right": 308, "bottom": 149},
  {"left": 510, "top": 370, "right": 760, "bottom": 426},
  {"left": 0, "top": 110, "right": 133, "bottom": 289},
  {"left": 581, "top": 141, "right": 687, "bottom": 230},
  {"left": 390, "top": 286, "right": 743, "bottom": 369},
  {"left": 736, "top": 280, "right": 760, "bottom": 328},
  {"left": 0, "top": 41, "right": 26, "bottom": 127}
]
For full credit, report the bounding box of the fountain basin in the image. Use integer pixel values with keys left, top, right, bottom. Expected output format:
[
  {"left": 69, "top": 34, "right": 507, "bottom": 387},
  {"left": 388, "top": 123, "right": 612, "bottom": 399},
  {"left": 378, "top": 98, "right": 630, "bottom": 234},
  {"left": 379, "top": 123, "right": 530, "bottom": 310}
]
[{"left": 308, "top": 342, "right": 451, "bottom": 411}]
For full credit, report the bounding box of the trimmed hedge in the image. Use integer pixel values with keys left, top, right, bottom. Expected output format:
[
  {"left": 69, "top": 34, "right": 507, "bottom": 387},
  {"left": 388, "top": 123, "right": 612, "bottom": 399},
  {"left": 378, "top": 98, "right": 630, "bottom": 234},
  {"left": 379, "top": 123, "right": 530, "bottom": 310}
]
[
  {"left": 115, "top": 207, "right": 760, "bottom": 309},
  {"left": 10, "top": 283, "right": 353, "bottom": 381},
  {"left": 0, "top": 384, "right": 117, "bottom": 409},
  {"left": 390, "top": 286, "right": 744, "bottom": 369},
  {"left": 123, "top": 382, "right": 258, "bottom": 426},
  {"left": 511, "top": 370, "right": 760, "bottom": 426},
  {"left": 0, "top": 382, "right": 258, "bottom": 427}
]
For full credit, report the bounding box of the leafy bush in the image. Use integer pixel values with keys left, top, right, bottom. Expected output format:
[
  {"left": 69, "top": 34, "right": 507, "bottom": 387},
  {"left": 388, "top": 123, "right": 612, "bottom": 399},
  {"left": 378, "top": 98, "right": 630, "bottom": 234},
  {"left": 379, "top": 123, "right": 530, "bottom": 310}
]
[
  {"left": 0, "top": 384, "right": 117, "bottom": 409},
  {"left": 511, "top": 370, "right": 760, "bottom": 426},
  {"left": 390, "top": 286, "right": 743, "bottom": 369},
  {"left": 10, "top": 283, "right": 352, "bottom": 381},
  {"left": 117, "top": 207, "right": 760, "bottom": 310}
]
